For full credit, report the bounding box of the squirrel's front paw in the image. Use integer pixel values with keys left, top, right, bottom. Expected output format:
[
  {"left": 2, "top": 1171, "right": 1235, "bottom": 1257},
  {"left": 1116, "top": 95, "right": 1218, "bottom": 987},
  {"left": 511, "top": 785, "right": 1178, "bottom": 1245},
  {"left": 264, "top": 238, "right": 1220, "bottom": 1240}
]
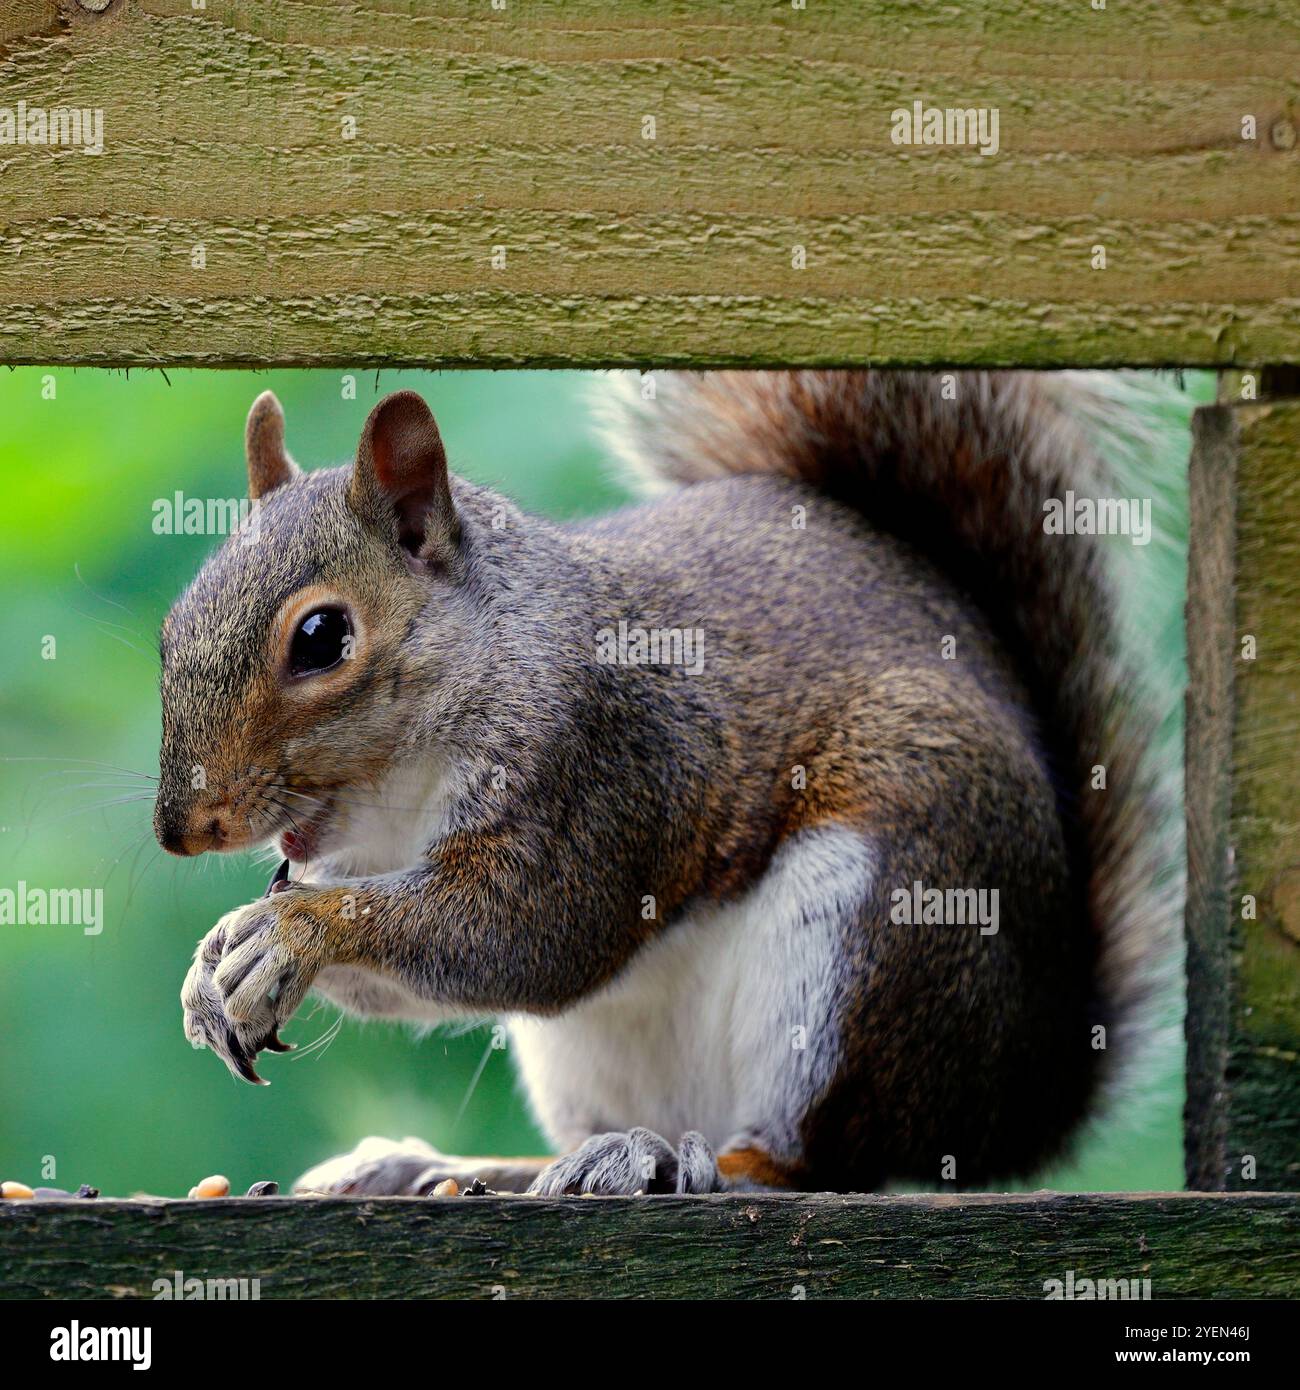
[
  {"left": 181, "top": 898, "right": 321, "bottom": 1084},
  {"left": 528, "top": 1128, "right": 721, "bottom": 1196}
]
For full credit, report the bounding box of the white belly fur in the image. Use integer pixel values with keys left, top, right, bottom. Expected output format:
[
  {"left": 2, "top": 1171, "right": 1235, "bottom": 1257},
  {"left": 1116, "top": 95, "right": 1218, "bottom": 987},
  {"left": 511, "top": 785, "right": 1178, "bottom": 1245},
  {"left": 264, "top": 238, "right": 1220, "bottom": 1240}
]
[{"left": 509, "top": 826, "right": 874, "bottom": 1157}]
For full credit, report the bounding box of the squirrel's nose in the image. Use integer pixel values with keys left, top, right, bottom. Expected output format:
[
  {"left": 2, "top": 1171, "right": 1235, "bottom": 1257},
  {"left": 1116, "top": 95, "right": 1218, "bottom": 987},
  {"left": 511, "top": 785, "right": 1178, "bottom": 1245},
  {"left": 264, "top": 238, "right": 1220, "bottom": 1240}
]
[
  {"left": 153, "top": 798, "right": 189, "bottom": 855},
  {"left": 154, "top": 799, "right": 238, "bottom": 856},
  {"left": 157, "top": 820, "right": 189, "bottom": 856}
]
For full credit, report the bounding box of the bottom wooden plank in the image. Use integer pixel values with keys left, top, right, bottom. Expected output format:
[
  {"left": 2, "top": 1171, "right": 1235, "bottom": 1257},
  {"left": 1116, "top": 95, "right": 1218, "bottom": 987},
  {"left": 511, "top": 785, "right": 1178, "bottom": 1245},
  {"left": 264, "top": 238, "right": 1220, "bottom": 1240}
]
[{"left": 1, "top": 1193, "right": 1295, "bottom": 1300}]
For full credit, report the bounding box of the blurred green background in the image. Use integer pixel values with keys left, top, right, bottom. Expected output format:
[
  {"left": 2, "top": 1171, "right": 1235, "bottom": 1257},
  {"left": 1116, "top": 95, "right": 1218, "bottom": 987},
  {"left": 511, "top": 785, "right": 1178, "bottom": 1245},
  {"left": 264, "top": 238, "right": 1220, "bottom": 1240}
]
[{"left": 0, "top": 368, "right": 1208, "bottom": 1197}]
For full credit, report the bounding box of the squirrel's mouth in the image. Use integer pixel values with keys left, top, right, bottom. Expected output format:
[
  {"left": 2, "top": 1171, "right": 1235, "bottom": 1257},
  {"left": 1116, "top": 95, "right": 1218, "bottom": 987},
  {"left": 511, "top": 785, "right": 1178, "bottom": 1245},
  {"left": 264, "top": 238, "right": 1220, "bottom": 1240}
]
[{"left": 279, "top": 795, "right": 335, "bottom": 863}]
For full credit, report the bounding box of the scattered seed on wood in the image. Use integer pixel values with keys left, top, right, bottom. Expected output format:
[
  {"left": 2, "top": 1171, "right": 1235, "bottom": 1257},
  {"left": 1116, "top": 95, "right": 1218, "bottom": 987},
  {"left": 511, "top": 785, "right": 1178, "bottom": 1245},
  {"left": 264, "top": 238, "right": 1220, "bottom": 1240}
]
[
  {"left": 76, "top": 1185, "right": 99, "bottom": 1199},
  {"left": 192, "top": 1175, "right": 229, "bottom": 1198},
  {"left": 1, "top": 1182, "right": 35, "bottom": 1199},
  {"left": 32, "top": 1188, "right": 71, "bottom": 1199},
  {"left": 431, "top": 1179, "right": 458, "bottom": 1197},
  {"left": 245, "top": 1180, "right": 279, "bottom": 1197},
  {"left": 462, "top": 1178, "right": 494, "bottom": 1197}
]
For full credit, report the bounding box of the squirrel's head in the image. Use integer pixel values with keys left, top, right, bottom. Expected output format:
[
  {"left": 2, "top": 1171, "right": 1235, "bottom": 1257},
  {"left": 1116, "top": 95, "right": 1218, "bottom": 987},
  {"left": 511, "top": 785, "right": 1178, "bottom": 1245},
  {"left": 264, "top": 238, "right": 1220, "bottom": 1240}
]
[{"left": 154, "top": 389, "right": 477, "bottom": 861}]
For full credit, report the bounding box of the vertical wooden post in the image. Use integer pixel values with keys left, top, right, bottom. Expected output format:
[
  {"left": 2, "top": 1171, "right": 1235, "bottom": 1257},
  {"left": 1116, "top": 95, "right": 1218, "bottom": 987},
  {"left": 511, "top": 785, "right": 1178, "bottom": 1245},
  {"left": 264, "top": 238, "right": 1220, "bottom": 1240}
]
[{"left": 1186, "top": 375, "right": 1300, "bottom": 1190}]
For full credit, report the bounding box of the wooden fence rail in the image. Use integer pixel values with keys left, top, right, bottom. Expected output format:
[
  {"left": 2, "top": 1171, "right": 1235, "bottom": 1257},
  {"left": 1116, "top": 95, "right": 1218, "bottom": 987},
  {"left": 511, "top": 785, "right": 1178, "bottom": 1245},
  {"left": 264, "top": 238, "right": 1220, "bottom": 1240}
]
[
  {"left": 1186, "top": 392, "right": 1300, "bottom": 1191},
  {"left": 2, "top": 1193, "right": 1298, "bottom": 1300},
  {"left": 0, "top": 0, "right": 1298, "bottom": 365}
]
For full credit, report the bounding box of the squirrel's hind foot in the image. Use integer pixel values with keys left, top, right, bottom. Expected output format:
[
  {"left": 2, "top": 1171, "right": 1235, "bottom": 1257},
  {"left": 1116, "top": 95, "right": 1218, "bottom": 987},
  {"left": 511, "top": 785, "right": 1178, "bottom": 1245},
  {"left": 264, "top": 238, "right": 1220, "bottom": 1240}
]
[{"left": 526, "top": 1127, "right": 722, "bottom": 1196}]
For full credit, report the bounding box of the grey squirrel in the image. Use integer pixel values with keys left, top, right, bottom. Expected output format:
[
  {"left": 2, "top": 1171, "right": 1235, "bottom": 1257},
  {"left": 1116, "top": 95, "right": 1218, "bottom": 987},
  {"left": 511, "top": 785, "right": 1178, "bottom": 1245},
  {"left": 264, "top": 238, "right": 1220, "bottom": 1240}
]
[{"left": 155, "top": 371, "right": 1178, "bottom": 1195}]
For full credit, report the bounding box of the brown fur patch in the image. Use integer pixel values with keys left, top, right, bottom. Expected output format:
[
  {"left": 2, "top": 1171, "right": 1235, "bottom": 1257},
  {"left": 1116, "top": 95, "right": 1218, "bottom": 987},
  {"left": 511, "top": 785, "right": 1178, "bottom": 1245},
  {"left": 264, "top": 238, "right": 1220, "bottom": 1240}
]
[{"left": 717, "top": 1146, "right": 798, "bottom": 1188}]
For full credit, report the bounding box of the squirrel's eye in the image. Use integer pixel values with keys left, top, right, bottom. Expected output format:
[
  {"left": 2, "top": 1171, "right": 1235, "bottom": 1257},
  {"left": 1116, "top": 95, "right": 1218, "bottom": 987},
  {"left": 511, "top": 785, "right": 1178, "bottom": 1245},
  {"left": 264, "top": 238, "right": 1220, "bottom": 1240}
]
[{"left": 288, "top": 607, "right": 351, "bottom": 678}]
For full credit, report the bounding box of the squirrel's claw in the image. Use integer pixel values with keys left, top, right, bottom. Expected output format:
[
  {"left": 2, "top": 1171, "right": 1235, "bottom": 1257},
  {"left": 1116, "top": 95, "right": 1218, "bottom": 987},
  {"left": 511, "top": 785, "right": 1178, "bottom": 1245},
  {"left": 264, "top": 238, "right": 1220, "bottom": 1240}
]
[
  {"left": 223, "top": 1029, "right": 268, "bottom": 1086},
  {"left": 260, "top": 1026, "right": 296, "bottom": 1054}
]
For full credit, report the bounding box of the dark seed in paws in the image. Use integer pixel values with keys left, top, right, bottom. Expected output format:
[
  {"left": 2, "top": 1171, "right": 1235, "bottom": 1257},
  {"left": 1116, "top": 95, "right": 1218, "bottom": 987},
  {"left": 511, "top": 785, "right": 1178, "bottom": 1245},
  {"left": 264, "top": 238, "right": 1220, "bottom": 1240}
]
[
  {"left": 265, "top": 858, "right": 292, "bottom": 896},
  {"left": 76, "top": 1184, "right": 100, "bottom": 1199},
  {"left": 246, "top": 1180, "right": 279, "bottom": 1197}
]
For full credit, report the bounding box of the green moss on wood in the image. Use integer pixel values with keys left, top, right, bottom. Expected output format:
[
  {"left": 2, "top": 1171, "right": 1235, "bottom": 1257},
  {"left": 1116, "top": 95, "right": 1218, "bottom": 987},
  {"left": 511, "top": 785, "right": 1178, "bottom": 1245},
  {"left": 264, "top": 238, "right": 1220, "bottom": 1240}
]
[{"left": 1, "top": 1193, "right": 1297, "bottom": 1300}]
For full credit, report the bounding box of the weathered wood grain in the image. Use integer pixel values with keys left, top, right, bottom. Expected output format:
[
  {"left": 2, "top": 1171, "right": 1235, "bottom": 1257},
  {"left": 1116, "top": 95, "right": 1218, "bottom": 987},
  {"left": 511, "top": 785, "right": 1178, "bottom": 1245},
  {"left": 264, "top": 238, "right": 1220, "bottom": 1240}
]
[
  {"left": 0, "top": 0, "right": 1296, "bottom": 365},
  {"left": 0, "top": 1, "right": 57, "bottom": 50},
  {"left": 1185, "top": 404, "right": 1238, "bottom": 1190},
  {"left": 1186, "top": 394, "right": 1300, "bottom": 1190},
  {"left": 1, "top": 1193, "right": 1296, "bottom": 1300}
]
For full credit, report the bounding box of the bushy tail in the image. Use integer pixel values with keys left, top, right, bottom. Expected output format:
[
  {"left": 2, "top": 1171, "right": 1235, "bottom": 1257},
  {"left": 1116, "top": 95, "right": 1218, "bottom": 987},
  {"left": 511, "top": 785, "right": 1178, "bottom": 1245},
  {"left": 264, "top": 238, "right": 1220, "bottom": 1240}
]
[{"left": 600, "top": 369, "right": 1186, "bottom": 1099}]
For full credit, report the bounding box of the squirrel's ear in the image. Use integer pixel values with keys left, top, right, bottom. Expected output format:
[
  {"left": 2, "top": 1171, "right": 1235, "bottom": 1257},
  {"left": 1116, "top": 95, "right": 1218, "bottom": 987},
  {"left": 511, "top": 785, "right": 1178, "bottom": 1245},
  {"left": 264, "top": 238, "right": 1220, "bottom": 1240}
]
[
  {"left": 350, "top": 391, "right": 459, "bottom": 565},
  {"left": 245, "top": 391, "right": 301, "bottom": 500}
]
